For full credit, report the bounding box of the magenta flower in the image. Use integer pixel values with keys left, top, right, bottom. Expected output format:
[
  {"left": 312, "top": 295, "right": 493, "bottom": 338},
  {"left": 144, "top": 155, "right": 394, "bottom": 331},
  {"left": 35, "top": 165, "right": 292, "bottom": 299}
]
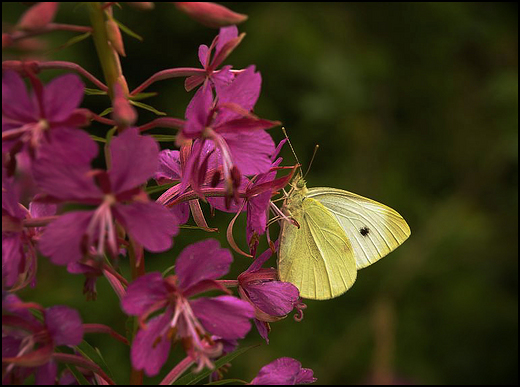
[
  {"left": 184, "top": 25, "right": 244, "bottom": 92},
  {"left": 33, "top": 128, "right": 178, "bottom": 265},
  {"left": 121, "top": 239, "right": 255, "bottom": 376},
  {"left": 177, "top": 66, "right": 278, "bottom": 200},
  {"left": 2, "top": 170, "right": 56, "bottom": 289},
  {"left": 2, "top": 70, "right": 95, "bottom": 172},
  {"left": 237, "top": 246, "right": 301, "bottom": 343},
  {"left": 250, "top": 357, "right": 317, "bottom": 385},
  {"left": 2, "top": 294, "right": 84, "bottom": 385}
]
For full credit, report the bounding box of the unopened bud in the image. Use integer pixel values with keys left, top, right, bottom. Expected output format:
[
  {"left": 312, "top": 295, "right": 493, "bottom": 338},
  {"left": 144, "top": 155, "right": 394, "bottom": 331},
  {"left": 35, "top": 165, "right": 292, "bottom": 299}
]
[
  {"left": 106, "top": 18, "right": 126, "bottom": 57},
  {"left": 17, "top": 2, "right": 58, "bottom": 31},
  {"left": 174, "top": 2, "right": 248, "bottom": 28},
  {"left": 112, "top": 83, "right": 137, "bottom": 128},
  {"left": 126, "top": 2, "right": 155, "bottom": 11}
]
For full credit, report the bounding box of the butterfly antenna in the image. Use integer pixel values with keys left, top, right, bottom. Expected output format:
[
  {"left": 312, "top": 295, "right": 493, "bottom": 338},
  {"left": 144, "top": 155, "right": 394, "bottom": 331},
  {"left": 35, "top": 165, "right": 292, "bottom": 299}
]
[
  {"left": 281, "top": 127, "right": 302, "bottom": 175},
  {"left": 303, "top": 144, "right": 319, "bottom": 179}
]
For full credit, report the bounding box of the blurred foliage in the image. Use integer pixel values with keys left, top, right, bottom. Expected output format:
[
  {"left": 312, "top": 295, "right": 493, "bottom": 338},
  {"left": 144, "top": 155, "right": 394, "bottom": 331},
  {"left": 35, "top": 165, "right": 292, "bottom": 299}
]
[{"left": 2, "top": 2, "right": 518, "bottom": 385}]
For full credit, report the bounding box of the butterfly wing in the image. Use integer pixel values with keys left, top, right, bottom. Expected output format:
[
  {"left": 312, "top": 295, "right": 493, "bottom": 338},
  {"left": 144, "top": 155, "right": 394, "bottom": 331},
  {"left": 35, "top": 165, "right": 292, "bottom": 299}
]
[
  {"left": 278, "top": 197, "right": 357, "bottom": 300},
  {"left": 307, "top": 187, "right": 411, "bottom": 269}
]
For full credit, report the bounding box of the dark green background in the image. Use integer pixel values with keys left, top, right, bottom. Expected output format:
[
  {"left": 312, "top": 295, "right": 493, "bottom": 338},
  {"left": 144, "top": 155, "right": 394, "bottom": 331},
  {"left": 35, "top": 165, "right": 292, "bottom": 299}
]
[{"left": 3, "top": 2, "right": 518, "bottom": 385}]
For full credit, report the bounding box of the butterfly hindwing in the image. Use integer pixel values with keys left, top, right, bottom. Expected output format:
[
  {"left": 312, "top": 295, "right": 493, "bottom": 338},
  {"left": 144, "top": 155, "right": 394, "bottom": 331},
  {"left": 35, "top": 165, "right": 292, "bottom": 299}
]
[
  {"left": 307, "top": 187, "right": 411, "bottom": 269},
  {"left": 278, "top": 196, "right": 357, "bottom": 300}
]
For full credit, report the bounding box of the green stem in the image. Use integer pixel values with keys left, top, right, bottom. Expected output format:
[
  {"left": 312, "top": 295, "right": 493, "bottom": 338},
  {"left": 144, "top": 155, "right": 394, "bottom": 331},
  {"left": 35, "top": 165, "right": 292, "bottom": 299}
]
[{"left": 88, "top": 2, "right": 120, "bottom": 98}]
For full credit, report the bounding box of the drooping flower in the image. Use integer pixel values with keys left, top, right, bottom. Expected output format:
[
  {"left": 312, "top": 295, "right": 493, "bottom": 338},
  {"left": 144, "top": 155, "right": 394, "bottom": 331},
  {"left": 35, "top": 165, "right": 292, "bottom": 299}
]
[
  {"left": 237, "top": 246, "right": 301, "bottom": 343},
  {"left": 2, "top": 294, "right": 84, "bottom": 385},
  {"left": 2, "top": 70, "right": 94, "bottom": 173},
  {"left": 2, "top": 169, "right": 56, "bottom": 290},
  {"left": 184, "top": 25, "right": 244, "bottom": 92},
  {"left": 250, "top": 357, "right": 317, "bottom": 385},
  {"left": 33, "top": 128, "right": 178, "bottom": 265},
  {"left": 177, "top": 66, "right": 279, "bottom": 201},
  {"left": 121, "top": 239, "right": 255, "bottom": 376}
]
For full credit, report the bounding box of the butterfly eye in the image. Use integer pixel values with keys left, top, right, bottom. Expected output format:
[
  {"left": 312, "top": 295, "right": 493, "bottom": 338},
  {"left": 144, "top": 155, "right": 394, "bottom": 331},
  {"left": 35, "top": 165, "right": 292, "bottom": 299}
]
[
  {"left": 296, "top": 179, "right": 305, "bottom": 189},
  {"left": 360, "top": 226, "right": 370, "bottom": 237}
]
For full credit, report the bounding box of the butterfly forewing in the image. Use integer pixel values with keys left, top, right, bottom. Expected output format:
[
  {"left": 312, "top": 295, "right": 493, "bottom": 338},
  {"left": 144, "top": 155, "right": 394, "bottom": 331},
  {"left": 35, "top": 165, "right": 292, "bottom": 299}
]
[
  {"left": 307, "top": 187, "right": 411, "bottom": 269},
  {"left": 278, "top": 197, "right": 357, "bottom": 300}
]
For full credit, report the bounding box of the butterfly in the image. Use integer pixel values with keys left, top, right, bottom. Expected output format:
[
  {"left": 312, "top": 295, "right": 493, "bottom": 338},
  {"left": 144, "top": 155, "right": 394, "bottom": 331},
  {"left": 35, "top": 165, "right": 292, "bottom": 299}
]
[{"left": 278, "top": 175, "right": 411, "bottom": 300}]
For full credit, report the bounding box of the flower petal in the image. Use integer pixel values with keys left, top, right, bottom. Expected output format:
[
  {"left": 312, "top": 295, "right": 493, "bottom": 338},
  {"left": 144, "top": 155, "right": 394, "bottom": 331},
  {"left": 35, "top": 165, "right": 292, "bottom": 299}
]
[
  {"left": 155, "top": 149, "right": 182, "bottom": 182},
  {"left": 38, "top": 211, "right": 93, "bottom": 265},
  {"left": 35, "top": 360, "right": 58, "bottom": 386},
  {"left": 175, "top": 239, "right": 232, "bottom": 291},
  {"left": 2, "top": 70, "right": 38, "bottom": 122},
  {"left": 131, "top": 312, "right": 172, "bottom": 377},
  {"left": 43, "top": 74, "right": 85, "bottom": 123},
  {"left": 251, "top": 357, "right": 315, "bottom": 385},
  {"left": 45, "top": 306, "right": 83, "bottom": 346},
  {"left": 245, "top": 281, "right": 299, "bottom": 317},
  {"left": 44, "top": 127, "right": 99, "bottom": 165},
  {"left": 2, "top": 234, "right": 23, "bottom": 287},
  {"left": 122, "top": 272, "right": 169, "bottom": 316},
  {"left": 190, "top": 295, "right": 254, "bottom": 339},
  {"left": 184, "top": 86, "right": 213, "bottom": 138},
  {"left": 109, "top": 128, "right": 159, "bottom": 194},
  {"left": 112, "top": 202, "right": 178, "bottom": 253},
  {"left": 223, "top": 130, "right": 275, "bottom": 175}
]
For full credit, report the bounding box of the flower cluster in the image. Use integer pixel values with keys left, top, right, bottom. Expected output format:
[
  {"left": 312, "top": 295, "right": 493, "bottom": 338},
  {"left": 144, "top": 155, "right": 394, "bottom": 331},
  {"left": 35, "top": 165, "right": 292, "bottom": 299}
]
[{"left": 2, "top": 2, "right": 315, "bottom": 385}]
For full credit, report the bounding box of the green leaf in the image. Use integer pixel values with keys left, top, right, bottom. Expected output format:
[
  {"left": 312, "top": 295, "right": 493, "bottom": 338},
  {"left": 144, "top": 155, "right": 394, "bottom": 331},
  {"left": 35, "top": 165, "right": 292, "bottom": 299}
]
[
  {"left": 151, "top": 134, "right": 177, "bottom": 142},
  {"left": 65, "top": 364, "right": 91, "bottom": 385},
  {"left": 51, "top": 31, "right": 92, "bottom": 53},
  {"left": 145, "top": 182, "right": 175, "bottom": 195},
  {"left": 130, "top": 100, "right": 167, "bottom": 116},
  {"left": 204, "top": 379, "right": 248, "bottom": 385},
  {"left": 172, "top": 345, "right": 258, "bottom": 385},
  {"left": 75, "top": 341, "right": 115, "bottom": 382},
  {"left": 131, "top": 91, "right": 158, "bottom": 101},
  {"left": 90, "top": 135, "right": 107, "bottom": 143},
  {"left": 84, "top": 88, "right": 108, "bottom": 96},
  {"left": 99, "top": 107, "right": 113, "bottom": 117},
  {"left": 114, "top": 19, "right": 143, "bottom": 41}
]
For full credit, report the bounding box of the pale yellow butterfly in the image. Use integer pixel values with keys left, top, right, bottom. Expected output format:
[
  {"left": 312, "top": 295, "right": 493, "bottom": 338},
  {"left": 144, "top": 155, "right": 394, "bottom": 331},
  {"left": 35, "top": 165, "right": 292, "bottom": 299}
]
[{"left": 278, "top": 174, "right": 411, "bottom": 300}]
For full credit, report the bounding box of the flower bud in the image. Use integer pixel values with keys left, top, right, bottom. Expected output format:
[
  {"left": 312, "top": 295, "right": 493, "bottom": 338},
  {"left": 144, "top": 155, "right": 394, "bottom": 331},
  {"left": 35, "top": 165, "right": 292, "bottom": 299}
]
[
  {"left": 112, "top": 83, "right": 137, "bottom": 128},
  {"left": 17, "top": 2, "right": 59, "bottom": 31},
  {"left": 174, "top": 2, "right": 248, "bottom": 28},
  {"left": 126, "top": 2, "right": 155, "bottom": 10},
  {"left": 106, "top": 18, "right": 126, "bottom": 57}
]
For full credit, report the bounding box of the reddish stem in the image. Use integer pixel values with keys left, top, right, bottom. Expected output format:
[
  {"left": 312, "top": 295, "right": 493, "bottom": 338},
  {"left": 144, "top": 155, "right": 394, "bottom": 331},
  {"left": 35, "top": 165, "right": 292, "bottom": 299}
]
[{"left": 130, "top": 68, "right": 204, "bottom": 96}]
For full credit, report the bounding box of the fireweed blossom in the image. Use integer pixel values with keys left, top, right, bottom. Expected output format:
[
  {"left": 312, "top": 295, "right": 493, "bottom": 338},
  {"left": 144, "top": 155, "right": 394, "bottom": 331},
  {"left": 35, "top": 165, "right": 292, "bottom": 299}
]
[
  {"left": 176, "top": 65, "right": 279, "bottom": 202},
  {"left": 121, "top": 239, "right": 255, "bottom": 376},
  {"left": 250, "top": 357, "right": 317, "bottom": 385},
  {"left": 1, "top": 70, "right": 95, "bottom": 173},
  {"left": 33, "top": 128, "right": 178, "bottom": 265},
  {"left": 185, "top": 25, "right": 244, "bottom": 92},
  {"left": 2, "top": 169, "right": 56, "bottom": 289},
  {"left": 2, "top": 294, "right": 84, "bottom": 385}
]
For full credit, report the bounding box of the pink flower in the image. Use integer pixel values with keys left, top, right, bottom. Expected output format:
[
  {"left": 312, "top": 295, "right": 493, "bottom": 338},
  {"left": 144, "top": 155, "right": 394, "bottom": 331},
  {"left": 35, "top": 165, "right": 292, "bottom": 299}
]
[
  {"left": 250, "top": 357, "right": 317, "bottom": 385},
  {"left": 121, "top": 239, "right": 255, "bottom": 376},
  {"left": 2, "top": 71, "right": 94, "bottom": 173},
  {"left": 33, "top": 128, "right": 178, "bottom": 265},
  {"left": 174, "top": 2, "right": 248, "bottom": 29}
]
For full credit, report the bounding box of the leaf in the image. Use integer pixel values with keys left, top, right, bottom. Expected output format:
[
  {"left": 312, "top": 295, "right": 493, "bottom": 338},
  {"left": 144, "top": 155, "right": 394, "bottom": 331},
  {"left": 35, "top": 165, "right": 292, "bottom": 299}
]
[
  {"left": 90, "top": 135, "right": 107, "bottom": 143},
  {"left": 130, "top": 100, "right": 167, "bottom": 116},
  {"left": 172, "top": 345, "right": 258, "bottom": 385},
  {"left": 145, "top": 182, "right": 175, "bottom": 195},
  {"left": 151, "top": 134, "right": 177, "bottom": 142},
  {"left": 75, "top": 341, "right": 115, "bottom": 382},
  {"left": 114, "top": 19, "right": 143, "bottom": 41},
  {"left": 65, "top": 364, "right": 91, "bottom": 385},
  {"left": 84, "top": 88, "right": 108, "bottom": 96},
  {"left": 130, "top": 91, "right": 158, "bottom": 101},
  {"left": 51, "top": 31, "right": 92, "bottom": 53},
  {"left": 99, "top": 107, "right": 113, "bottom": 117}
]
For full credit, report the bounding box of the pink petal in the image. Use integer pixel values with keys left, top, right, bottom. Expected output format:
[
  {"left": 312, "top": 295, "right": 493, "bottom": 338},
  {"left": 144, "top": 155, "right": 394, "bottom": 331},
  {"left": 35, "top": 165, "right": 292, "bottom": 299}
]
[
  {"left": 34, "top": 360, "right": 58, "bottom": 386},
  {"left": 131, "top": 312, "right": 172, "bottom": 377},
  {"left": 38, "top": 211, "right": 93, "bottom": 265},
  {"left": 45, "top": 306, "right": 83, "bottom": 346},
  {"left": 2, "top": 70, "right": 38, "bottom": 122},
  {"left": 112, "top": 202, "right": 178, "bottom": 253},
  {"left": 223, "top": 130, "right": 275, "bottom": 175},
  {"left": 215, "top": 26, "right": 239, "bottom": 58},
  {"left": 184, "top": 85, "right": 213, "bottom": 138},
  {"left": 121, "top": 272, "right": 169, "bottom": 316},
  {"left": 245, "top": 281, "right": 299, "bottom": 317},
  {"left": 190, "top": 295, "right": 255, "bottom": 339},
  {"left": 175, "top": 239, "right": 232, "bottom": 290},
  {"left": 198, "top": 44, "right": 209, "bottom": 67},
  {"left": 109, "top": 128, "right": 159, "bottom": 194},
  {"left": 45, "top": 128, "right": 99, "bottom": 165},
  {"left": 251, "top": 357, "right": 313, "bottom": 385},
  {"left": 43, "top": 74, "right": 85, "bottom": 123},
  {"left": 155, "top": 149, "right": 182, "bottom": 181},
  {"left": 2, "top": 234, "right": 23, "bottom": 287}
]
